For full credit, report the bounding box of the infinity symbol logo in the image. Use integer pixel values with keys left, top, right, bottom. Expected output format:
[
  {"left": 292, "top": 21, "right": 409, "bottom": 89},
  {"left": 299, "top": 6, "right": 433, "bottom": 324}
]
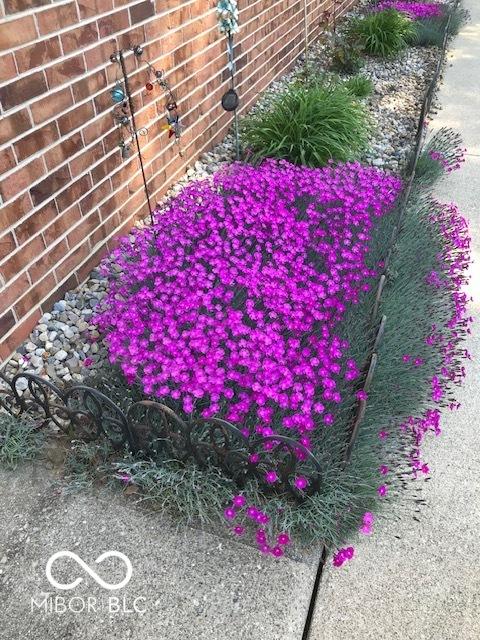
[{"left": 45, "top": 551, "right": 133, "bottom": 591}]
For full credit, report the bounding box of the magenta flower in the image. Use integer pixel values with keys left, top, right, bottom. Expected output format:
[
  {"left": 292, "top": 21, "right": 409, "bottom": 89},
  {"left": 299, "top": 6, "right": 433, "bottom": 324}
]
[
  {"left": 356, "top": 390, "right": 368, "bottom": 401},
  {"left": 232, "top": 495, "right": 246, "bottom": 508},
  {"left": 116, "top": 473, "right": 131, "bottom": 484},
  {"left": 277, "top": 532, "right": 291, "bottom": 545},
  {"left": 376, "top": 2, "right": 443, "bottom": 20},
  {"left": 224, "top": 507, "right": 236, "bottom": 520},
  {"left": 83, "top": 357, "right": 93, "bottom": 367},
  {"left": 265, "top": 471, "right": 278, "bottom": 484},
  {"left": 379, "top": 465, "right": 389, "bottom": 475},
  {"left": 378, "top": 485, "right": 388, "bottom": 497},
  {"left": 233, "top": 526, "right": 245, "bottom": 536},
  {"left": 294, "top": 476, "right": 309, "bottom": 490}
]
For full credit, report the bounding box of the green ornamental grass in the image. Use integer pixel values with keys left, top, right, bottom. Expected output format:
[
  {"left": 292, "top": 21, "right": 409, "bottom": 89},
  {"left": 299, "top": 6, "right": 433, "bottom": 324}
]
[
  {"left": 349, "top": 9, "right": 416, "bottom": 57},
  {"left": 242, "top": 81, "right": 370, "bottom": 167},
  {"left": 344, "top": 75, "right": 374, "bottom": 98}
]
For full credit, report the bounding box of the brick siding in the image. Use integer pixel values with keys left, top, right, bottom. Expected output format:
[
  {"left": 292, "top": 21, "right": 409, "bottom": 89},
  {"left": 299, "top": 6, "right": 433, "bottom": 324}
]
[{"left": 0, "top": 0, "right": 355, "bottom": 362}]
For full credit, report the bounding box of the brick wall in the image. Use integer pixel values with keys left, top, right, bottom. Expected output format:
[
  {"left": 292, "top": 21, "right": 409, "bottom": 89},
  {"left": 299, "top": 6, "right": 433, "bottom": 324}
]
[{"left": 0, "top": 0, "right": 355, "bottom": 362}]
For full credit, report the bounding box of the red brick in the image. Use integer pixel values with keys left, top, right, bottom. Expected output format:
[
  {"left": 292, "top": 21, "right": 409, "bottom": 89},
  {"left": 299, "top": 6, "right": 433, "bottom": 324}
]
[
  {"left": 30, "top": 87, "right": 74, "bottom": 126},
  {"left": 67, "top": 209, "right": 100, "bottom": 248},
  {"left": 44, "top": 203, "right": 82, "bottom": 246},
  {"left": 79, "top": 178, "right": 112, "bottom": 215},
  {"left": 78, "top": 0, "right": 113, "bottom": 19},
  {"left": 91, "top": 152, "right": 118, "bottom": 184},
  {"left": 0, "top": 308, "right": 41, "bottom": 357},
  {"left": 0, "top": 234, "right": 45, "bottom": 284},
  {"left": 61, "top": 22, "right": 99, "bottom": 55},
  {"left": 4, "top": 0, "right": 49, "bottom": 13},
  {"left": 30, "top": 166, "right": 71, "bottom": 207},
  {"left": 129, "top": 1, "right": 155, "bottom": 25},
  {"left": 0, "top": 147, "right": 16, "bottom": 174},
  {"left": 82, "top": 112, "right": 112, "bottom": 145},
  {"left": 0, "top": 71, "right": 48, "bottom": 112},
  {"left": 71, "top": 69, "right": 107, "bottom": 102},
  {"left": 55, "top": 174, "right": 92, "bottom": 211},
  {"left": 44, "top": 132, "right": 83, "bottom": 171},
  {"left": 55, "top": 241, "right": 90, "bottom": 282},
  {"left": 0, "top": 272, "right": 30, "bottom": 316},
  {"left": 98, "top": 9, "right": 130, "bottom": 38},
  {"left": 15, "top": 37, "right": 62, "bottom": 75},
  {"left": 117, "top": 25, "right": 146, "bottom": 50},
  {"left": 28, "top": 238, "right": 68, "bottom": 282},
  {"left": 14, "top": 271, "right": 56, "bottom": 318},
  {"left": 0, "top": 193, "right": 32, "bottom": 235},
  {"left": 0, "top": 158, "right": 44, "bottom": 203},
  {"left": 69, "top": 140, "right": 104, "bottom": 177},
  {"left": 0, "top": 310, "right": 15, "bottom": 336},
  {"left": 0, "top": 15, "right": 37, "bottom": 50},
  {"left": 0, "top": 54, "right": 16, "bottom": 84},
  {"left": 15, "top": 201, "right": 58, "bottom": 246},
  {"left": 0, "top": 231, "right": 16, "bottom": 259},
  {"left": 77, "top": 244, "right": 106, "bottom": 282},
  {"left": 37, "top": 2, "right": 79, "bottom": 36},
  {"left": 13, "top": 122, "right": 59, "bottom": 163},
  {"left": 57, "top": 101, "right": 95, "bottom": 136},
  {"left": 84, "top": 39, "right": 117, "bottom": 70},
  {"left": 45, "top": 55, "right": 86, "bottom": 89}
]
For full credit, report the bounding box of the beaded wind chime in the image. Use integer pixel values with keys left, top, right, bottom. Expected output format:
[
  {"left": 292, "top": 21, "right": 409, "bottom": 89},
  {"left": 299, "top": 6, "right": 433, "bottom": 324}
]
[{"left": 217, "top": 0, "right": 241, "bottom": 160}]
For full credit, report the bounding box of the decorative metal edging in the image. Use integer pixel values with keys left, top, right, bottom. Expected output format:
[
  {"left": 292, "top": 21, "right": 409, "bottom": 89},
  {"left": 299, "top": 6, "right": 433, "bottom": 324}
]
[{"left": 0, "top": 371, "right": 322, "bottom": 500}]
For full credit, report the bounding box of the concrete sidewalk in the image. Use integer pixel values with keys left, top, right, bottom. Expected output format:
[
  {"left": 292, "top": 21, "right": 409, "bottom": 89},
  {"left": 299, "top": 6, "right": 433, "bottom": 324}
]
[
  {"left": 0, "top": 464, "right": 317, "bottom": 639},
  {"left": 310, "top": 2, "right": 480, "bottom": 638}
]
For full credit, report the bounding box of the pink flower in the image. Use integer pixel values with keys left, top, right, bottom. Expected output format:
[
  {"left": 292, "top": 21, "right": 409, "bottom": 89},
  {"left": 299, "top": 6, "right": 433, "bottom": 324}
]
[
  {"left": 265, "top": 471, "right": 278, "bottom": 484},
  {"left": 294, "top": 476, "right": 308, "bottom": 490},
  {"left": 233, "top": 526, "right": 245, "bottom": 536},
  {"left": 356, "top": 390, "right": 368, "bottom": 401},
  {"left": 232, "top": 495, "right": 246, "bottom": 508},
  {"left": 378, "top": 485, "right": 388, "bottom": 497},
  {"left": 224, "top": 507, "right": 236, "bottom": 520},
  {"left": 277, "top": 532, "right": 291, "bottom": 545},
  {"left": 379, "top": 465, "right": 389, "bottom": 475}
]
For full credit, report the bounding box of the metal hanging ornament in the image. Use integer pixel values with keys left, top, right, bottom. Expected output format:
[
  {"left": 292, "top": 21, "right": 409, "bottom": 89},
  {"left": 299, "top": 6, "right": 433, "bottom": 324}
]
[
  {"left": 142, "top": 59, "right": 183, "bottom": 156},
  {"left": 218, "top": 1, "right": 240, "bottom": 159},
  {"left": 217, "top": 0, "right": 239, "bottom": 34}
]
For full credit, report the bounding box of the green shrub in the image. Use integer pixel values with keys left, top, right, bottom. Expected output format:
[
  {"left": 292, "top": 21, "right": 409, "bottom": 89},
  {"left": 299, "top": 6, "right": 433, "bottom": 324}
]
[
  {"left": 242, "top": 81, "right": 370, "bottom": 167},
  {"left": 330, "top": 40, "right": 364, "bottom": 74},
  {"left": 349, "top": 9, "right": 416, "bottom": 57},
  {"left": 0, "top": 412, "right": 44, "bottom": 469},
  {"left": 344, "top": 75, "right": 374, "bottom": 98}
]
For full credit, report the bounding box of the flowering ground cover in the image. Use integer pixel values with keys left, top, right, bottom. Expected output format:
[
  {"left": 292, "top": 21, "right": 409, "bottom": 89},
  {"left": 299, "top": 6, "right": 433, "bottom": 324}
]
[
  {"left": 94, "top": 129, "right": 471, "bottom": 559},
  {"left": 376, "top": 2, "right": 445, "bottom": 20}
]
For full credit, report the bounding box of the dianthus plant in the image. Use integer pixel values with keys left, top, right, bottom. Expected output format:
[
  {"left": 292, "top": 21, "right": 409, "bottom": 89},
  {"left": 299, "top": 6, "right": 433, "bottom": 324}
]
[
  {"left": 376, "top": 2, "right": 444, "bottom": 20},
  {"left": 97, "top": 160, "right": 401, "bottom": 446}
]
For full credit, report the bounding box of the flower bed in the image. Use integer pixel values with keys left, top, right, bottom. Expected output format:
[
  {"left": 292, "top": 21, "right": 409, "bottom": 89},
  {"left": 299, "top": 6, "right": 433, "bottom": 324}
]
[{"left": 376, "top": 2, "right": 445, "bottom": 20}]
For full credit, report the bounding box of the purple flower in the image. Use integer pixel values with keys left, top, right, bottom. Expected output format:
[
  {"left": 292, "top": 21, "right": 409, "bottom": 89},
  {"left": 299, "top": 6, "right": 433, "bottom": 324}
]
[
  {"left": 265, "top": 471, "right": 278, "bottom": 484},
  {"left": 224, "top": 507, "right": 236, "bottom": 520},
  {"left": 294, "top": 476, "right": 309, "bottom": 490},
  {"left": 232, "top": 495, "right": 246, "bottom": 508},
  {"left": 277, "top": 532, "right": 291, "bottom": 545},
  {"left": 378, "top": 485, "right": 388, "bottom": 497}
]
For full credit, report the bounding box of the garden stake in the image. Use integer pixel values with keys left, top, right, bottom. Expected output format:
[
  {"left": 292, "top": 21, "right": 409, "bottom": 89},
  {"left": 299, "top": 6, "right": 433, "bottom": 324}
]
[
  {"left": 217, "top": 1, "right": 241, "bottom": 160},
  {"left": 111, "top": 48, "right": 155, "bottom": 228}
]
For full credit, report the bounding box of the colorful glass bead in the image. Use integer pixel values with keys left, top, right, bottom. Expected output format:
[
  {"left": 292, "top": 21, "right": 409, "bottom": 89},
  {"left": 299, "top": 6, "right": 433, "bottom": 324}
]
[{"left": 110, "top": 82, "right": 125, "bottom": 103}]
